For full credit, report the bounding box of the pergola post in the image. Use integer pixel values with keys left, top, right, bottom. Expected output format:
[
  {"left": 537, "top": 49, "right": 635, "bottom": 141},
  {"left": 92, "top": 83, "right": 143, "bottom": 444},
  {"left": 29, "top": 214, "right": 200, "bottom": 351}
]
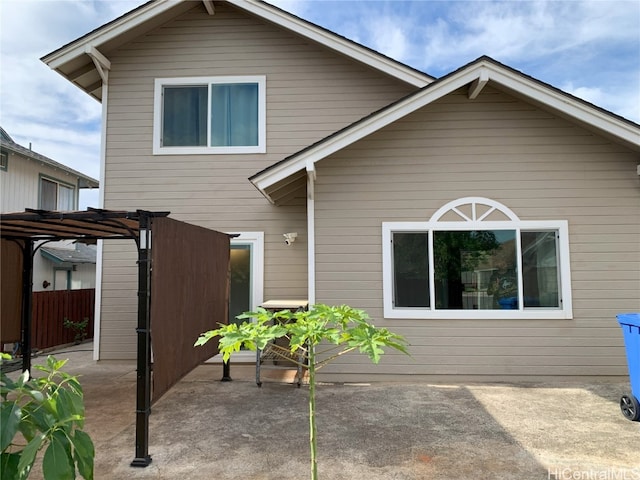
[
  {"left": 20, "top": 239, "right": 34, "bottom": 375},
  {"left": 131, "top": 213, "right": 153, "bottom": 467}
]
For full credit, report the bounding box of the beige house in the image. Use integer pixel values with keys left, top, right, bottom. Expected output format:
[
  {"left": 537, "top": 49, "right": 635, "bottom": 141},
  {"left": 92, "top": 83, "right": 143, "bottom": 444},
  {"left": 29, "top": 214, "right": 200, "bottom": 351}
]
[
  {"left": 0, "top": 127, "right": 99, "bottom": 292},
  {"left": 42, "top": 0, "right": 639, "bottom": 381}
]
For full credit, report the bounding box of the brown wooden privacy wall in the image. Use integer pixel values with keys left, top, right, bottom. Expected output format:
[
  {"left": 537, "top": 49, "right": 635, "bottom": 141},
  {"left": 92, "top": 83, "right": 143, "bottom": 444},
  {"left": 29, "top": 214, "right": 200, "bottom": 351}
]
[
  {"left": 150, "top": 217, "right": 230, "bottom": 403},
  {"left": 1, "top": 239, "right": 23, "bottom": 346},
  {"left": 31, "top": 289, "right": 95, "bottom": 350}
]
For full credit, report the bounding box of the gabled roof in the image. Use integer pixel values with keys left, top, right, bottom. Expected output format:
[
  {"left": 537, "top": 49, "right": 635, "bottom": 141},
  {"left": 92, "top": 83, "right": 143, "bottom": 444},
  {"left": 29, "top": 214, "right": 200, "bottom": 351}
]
[
  {"left": 250, "top": 56, "right": 640, "bottom": 204},
  {"left": 0, "top": 127, "right": 99, "bottom": 189},
  {"left": 41, "top": 0, "right": 433, "bottom": 101}
]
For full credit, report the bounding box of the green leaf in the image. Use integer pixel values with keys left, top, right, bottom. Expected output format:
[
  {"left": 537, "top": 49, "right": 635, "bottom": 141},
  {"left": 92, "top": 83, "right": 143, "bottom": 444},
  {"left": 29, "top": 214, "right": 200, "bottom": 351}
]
[
  {"left": 194, "top": 329, "right": 218, "bottom": 347},
  {"left": 72, "top": 430, "right": 94, "bottom": 480},
  {"left": 27, "top": 390, "right": 45, "bottom": 403},
  {"left": 16, "top": 433, "right": 45, "bottom": 477},
  {"left": 1, "top": 451, "right": 21, "bottom": 480},
  {"left": 42, "top": 432, "right": 74, "bottom": 480},
  {"left": 55, "top": 389, "right": 74, "bottom": 430},
  {"left": 21, "top": 407, "right": 55, "bottom": 435},
  {"left": 1, "top": 401, "right": 21, "bottom": 451}
]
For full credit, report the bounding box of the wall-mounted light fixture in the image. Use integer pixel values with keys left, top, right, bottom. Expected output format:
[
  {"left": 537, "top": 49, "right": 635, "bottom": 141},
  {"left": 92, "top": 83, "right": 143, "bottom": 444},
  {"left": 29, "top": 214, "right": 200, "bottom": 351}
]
[{"left": 283, "top": 232, "right": 298, "bottom": 245}]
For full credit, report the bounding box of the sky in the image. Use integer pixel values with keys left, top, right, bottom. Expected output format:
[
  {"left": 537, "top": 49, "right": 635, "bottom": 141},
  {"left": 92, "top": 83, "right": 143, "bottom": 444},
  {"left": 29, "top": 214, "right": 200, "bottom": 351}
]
[{"left": 1, "top": 0, "right": 639, "bottom": 209}]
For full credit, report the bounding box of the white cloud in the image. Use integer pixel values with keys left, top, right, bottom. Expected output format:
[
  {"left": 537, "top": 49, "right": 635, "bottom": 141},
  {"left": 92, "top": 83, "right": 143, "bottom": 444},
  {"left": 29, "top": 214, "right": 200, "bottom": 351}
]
[
  {"left": 0, "top": 0, "right": 144, "bottom": 211},
  {"left": 286, "top": 0, "right": 640, "bottom": 123},
  {"left": 562, "top": 81, "right": 640, "bottom": 123},
  {"left": 416, "top": 0, "right": 640, "bottom": 71}
]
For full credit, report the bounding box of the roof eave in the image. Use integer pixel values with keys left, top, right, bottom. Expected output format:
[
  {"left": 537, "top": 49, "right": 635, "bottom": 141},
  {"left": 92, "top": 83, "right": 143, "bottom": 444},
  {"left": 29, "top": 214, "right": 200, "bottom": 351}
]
[
  {"left": 1, "top": 143, "right": 100, "bottom": 189},
  {"left": 41, "top": 0, "right": 434, "bottom": 101},
  {"left": 251, "top": 57, "right": 640, "bottom": 203},
  {"left": 228, "top": 0, "right": 433, "bottom": 88},
  {"left": 41, "top": 0, "right": 173, "bottom": 70}
]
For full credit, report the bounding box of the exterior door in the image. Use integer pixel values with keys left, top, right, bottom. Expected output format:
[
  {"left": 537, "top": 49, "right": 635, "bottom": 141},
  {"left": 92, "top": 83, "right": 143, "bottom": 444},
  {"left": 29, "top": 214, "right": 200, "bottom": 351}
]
[{"left": 228, "top": 233, "right": 264, "bottom": 359}]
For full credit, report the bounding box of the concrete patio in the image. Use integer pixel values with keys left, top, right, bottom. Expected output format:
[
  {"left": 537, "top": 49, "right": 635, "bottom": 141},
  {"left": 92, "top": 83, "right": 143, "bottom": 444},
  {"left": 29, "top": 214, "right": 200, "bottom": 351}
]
[{"left": 18, "top": 343, "right": 640, "bottom": 480}]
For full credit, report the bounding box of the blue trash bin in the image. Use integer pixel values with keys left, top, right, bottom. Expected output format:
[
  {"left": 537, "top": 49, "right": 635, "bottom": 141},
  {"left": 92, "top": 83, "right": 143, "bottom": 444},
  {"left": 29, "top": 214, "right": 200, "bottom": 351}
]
[{"left": 616, "top": 313, "right": 640, "bottom": 421}]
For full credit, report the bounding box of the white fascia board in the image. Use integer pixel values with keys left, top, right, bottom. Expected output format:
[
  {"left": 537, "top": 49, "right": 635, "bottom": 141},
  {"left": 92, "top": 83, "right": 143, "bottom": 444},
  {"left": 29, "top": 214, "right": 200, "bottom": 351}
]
[
  {"left": 488, "top": 67, "right": 640, "bottom": 147},
  {"left": 228, "top": 0, "right": 433, "bottom": 88},
  {"left": 251, "top": 66, "right": 483, "bottom": 194},
  {"left": 43, "top": 0, "right": 178, "bottom": 69},
  {"left": 253, "top": 59, "right": 640, "bottom": 198}
]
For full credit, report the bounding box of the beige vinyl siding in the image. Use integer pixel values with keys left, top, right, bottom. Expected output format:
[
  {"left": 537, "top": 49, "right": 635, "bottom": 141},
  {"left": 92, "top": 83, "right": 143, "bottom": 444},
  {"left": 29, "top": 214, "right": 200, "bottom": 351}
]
[
  {"left": 98, "top": 3, "right": 416, "bottom": 359},
  {"left": 314, "top": 86, "right": 640, "bottom": 381}
]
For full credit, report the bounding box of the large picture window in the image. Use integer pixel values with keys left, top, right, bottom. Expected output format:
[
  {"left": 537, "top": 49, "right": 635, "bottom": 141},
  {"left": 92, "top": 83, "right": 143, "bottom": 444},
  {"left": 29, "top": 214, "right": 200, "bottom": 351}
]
[
  {"left": 154, "top": 76, "right": 266, "bottom": 155},
  {"left": 382, "top": 198, "right": 572, "bottom": 319}
]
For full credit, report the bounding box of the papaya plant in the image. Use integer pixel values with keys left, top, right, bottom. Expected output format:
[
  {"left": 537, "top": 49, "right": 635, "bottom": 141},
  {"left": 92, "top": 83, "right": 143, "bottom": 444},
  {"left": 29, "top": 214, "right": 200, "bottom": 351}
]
[
  {"left": 1, "top": 354, "right": 94, "bottom": 480},
  {"left": 195, "top": 303, "right": 409, "bottom": 480}
]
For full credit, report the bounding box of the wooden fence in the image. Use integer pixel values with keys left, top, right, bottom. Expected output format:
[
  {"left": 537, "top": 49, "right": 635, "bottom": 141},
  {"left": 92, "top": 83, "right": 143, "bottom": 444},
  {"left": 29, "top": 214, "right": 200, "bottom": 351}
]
[{"left": 31, "top": 288, "right": 95, "bottom": 350}]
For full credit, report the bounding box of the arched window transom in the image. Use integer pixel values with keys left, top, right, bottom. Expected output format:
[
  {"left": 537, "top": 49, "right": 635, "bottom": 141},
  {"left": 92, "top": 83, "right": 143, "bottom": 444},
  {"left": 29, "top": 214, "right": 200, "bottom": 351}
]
[{"left": 382, "top": 197, "right": 572, "bottom": 320}]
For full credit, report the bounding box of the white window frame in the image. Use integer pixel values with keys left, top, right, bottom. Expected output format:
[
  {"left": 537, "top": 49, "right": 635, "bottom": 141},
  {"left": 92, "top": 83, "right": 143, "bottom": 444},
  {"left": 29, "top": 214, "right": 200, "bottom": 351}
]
[
  {"left": 382, "top": 197, "right": 573, "bottom": 320},
  {"left": 39, "top": 175, "right": 76, "bottom": 211},
  {"left": 153, "top": 76, "right": 266, "bottom": 155}
]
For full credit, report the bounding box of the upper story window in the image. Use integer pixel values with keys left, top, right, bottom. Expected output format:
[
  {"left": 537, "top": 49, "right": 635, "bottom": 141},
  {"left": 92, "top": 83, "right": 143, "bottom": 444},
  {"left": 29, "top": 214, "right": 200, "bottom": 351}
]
[
  {"left": 40, "top": 176, "right": 75, "bottom": 211},
  {"left": 0, "top": 150, "right": 7, "bottom": 171},
  {"left": 382, "top": 197, "right": 573, "bottom": 320},
  {"left": 153, "top": 76, "right": 266, "bottom": 155}
]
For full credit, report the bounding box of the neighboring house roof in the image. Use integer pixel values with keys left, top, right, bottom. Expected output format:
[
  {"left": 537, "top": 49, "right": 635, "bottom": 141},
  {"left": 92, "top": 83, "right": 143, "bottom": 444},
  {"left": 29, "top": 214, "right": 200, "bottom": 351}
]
[
  {"left": 41, "top": 0, "right": 434, "bottom": 101},
  {"left": 40, "top": 243, "right": 97, "bottom": 265},
  {"left": 0, "top": 126, "right": 99, "bottom": 189},
  {"left": 250, "top": 56, "right": 640, "bottom": 204}
]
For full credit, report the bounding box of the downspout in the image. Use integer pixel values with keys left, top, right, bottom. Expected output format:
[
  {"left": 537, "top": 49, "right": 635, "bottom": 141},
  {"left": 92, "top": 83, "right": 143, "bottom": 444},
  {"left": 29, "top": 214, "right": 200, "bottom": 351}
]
[
  {"left": 87, "top": 45, "right": 110, "bottom": 361},
  {"left": 306, "top": 167, "right": 316, "bottom": 305}
]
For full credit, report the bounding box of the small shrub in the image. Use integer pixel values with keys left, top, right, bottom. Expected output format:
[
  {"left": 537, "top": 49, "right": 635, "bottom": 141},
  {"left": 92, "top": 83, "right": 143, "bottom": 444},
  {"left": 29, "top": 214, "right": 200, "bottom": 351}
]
[{"left": 63, "top": 318, "right": 89, "bottom": 344}]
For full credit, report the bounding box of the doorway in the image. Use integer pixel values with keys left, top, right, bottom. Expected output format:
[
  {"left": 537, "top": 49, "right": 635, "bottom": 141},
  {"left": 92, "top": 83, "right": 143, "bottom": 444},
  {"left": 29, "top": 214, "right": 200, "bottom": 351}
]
[{"left": 228, "top": 232, "right": 264, "bottom": 358}]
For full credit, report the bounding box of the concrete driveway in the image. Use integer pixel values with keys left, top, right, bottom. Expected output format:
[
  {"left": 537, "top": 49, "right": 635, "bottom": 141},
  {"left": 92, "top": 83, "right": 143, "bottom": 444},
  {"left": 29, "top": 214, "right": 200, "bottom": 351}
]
[{"left": 20, "top": 343, "right": 640, "bottom": 480}]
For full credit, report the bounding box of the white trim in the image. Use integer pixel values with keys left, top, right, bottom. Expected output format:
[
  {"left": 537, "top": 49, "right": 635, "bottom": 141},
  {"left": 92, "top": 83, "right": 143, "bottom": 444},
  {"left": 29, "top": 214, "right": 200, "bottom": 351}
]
[
  {"left": 84, "top": 45, "right": 110, "bottom": 84},
  {"left": 93, "top": 240, "right": 103, "bottom": 361},
  {"left": 153, "top": 76, "right": 266, "bottom": 155},
  {"left": 306, "top": 171, "right": 316, "bottom": 305},
  {"left": 251, "top": 59, "right": 640, "bottom": 201},
  {"left": 43, "top": 0, "right": 189, "bottom": 69},
  {"left": 382, "top": 198, "right": 573, "bottom": 320},
  {"left": 202, "top": 0, "right": 215, "bottom": 15},
  {"left": 93, "top": 80, "right": 109, "bottom": 361},
  {"left": 468, "top": 68, "right": 489, "bottom": 99},
  {"left": 226, "top": 0, "right": 432, "bottom": 88},
  {"left": 43, "top": 0, "right": 431, "bottom": 90},
  {"left": 228, "top": 231, "right": 264, "bottom": 313},
  {"left": 429, "top": 196, "right": 520, "bottom": 223},
  {"left": 226, "top": 231, "right": 264, "bottom": 361}
]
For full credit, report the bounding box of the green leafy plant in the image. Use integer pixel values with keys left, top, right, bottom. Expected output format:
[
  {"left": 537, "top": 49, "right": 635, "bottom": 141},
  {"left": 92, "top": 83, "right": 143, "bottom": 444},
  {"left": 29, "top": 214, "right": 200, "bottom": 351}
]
[
  {"left": 63, "top": 318, "right": 89, "bottom": 345},
  {"left": 195, "top": 303, "right": 409, "bottom": 480},
  {"left": 1, "top": 353, "right": 94, "bottom": 480}
]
